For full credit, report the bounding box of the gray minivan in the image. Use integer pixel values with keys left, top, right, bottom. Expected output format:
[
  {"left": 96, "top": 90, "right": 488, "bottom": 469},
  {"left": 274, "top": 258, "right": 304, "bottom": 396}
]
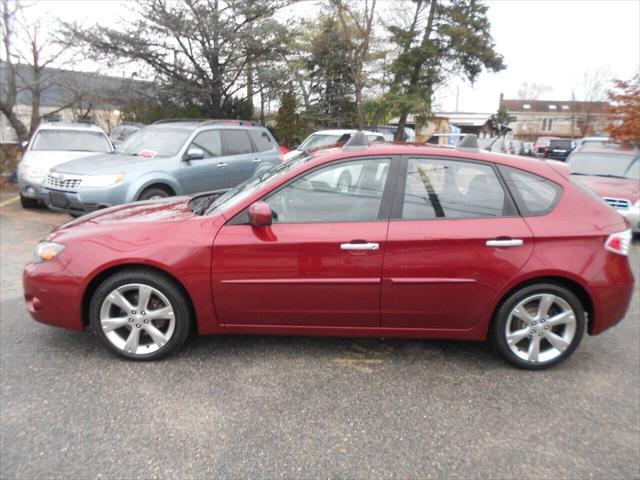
[{"left": 42, "top": 119, "right": 280, "bottom": 215}]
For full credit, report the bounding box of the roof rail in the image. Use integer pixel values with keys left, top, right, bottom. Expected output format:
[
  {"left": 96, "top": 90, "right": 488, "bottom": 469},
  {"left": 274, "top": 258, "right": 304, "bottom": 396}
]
[
  {"left": 199, "top": 119, "right": 258, "bottom": 127},
  {"left": 343, "top": 131, "right": 368, "bottom": 150},
  {"left": 456, "top": 134, "right": 479, "bottom": 150},
  {"left": 152, "top": 118, "right": 210, "bottom": 125}
]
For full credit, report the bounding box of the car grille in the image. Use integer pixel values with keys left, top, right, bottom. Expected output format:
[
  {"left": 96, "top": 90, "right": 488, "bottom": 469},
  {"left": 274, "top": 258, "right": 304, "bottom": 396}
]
[
  {"left": 45, "top": 174, "right": 83, "bottom": 190},
  {"left": 603, "top": 197, "right": 631, "bottom": 210}
]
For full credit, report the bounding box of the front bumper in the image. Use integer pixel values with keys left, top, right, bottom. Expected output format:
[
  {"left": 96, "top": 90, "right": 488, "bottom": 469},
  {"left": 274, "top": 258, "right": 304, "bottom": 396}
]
[
  {"left": 23, "top": 260, "right": 84, "bottom": 331},
  {"left": 41, "top": 183, "right": 129, "bottom": 215},
  {"left": 17, "top": 176, "right": 45, "bottom": 200}
]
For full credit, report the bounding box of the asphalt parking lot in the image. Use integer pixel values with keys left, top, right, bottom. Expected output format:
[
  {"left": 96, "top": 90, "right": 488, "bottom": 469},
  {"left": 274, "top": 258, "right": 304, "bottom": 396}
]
[{"left": 1, "top": 188, "right": 639, "bottom": 479}]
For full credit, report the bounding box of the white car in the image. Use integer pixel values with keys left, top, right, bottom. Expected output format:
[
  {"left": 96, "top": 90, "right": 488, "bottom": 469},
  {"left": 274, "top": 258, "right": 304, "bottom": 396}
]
[
  {"left": 17, "top": 122, "right": 113, "bottom": 208},
  {"left": 283, "top": 129, "right": 385, "bottom": 161}
]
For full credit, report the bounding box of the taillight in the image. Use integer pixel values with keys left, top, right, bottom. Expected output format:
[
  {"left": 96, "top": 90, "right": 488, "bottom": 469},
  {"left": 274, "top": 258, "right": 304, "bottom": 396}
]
[{"left": 604, "top": 229, "right": 632, "bottom": 256}]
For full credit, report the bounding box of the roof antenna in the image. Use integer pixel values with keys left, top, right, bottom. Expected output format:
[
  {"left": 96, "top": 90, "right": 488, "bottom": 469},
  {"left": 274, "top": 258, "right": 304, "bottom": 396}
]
[
  {"left": 343, "top": 131, "right": 368, "bottom": 150},
  {"left": 457, "top": 134, "right": 479, "bottom": 150}
]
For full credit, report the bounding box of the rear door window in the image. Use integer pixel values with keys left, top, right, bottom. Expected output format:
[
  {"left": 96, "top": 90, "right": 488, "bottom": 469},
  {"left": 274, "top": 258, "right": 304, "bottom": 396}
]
[
  {"left": 220, "top": 130, "right": 254, "bottom": 155},
  {"left": 499, "top": 166, "right": 562, "bottom": 215},
  {"left": 401, "top": 157, "right": 509, "bottom": 219},
  {"left": 249, "top": 130, "right": 274, "bottom": 152}
]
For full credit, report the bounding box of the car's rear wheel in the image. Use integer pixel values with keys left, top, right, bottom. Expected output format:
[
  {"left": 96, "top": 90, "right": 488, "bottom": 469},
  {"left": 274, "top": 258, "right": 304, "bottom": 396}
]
[
  {"left": 20, "top": 194, "right": 38, "bottom": 209},
  {"left": 89, "top": 269, "right": 191, "bottom": 360},
  {"left": 138, "top": 186, "right": 171, "bottom": 201},
  {"left": 493, "top": 283, "right": 585, "bottom": 370}
]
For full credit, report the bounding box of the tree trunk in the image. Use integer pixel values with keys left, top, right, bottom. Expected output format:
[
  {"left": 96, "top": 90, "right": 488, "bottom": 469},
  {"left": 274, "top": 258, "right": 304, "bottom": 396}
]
[
  {"left": 394, "top": 0, "right": 437, "bottom": 142},
  {"left": 0, "top": 104, "right": 29, "bottom": 143}
]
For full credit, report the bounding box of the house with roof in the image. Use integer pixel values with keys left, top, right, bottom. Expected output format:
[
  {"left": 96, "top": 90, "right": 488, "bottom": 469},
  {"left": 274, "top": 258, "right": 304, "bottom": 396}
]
[
  {"left": 499, "top": 94, "right": 609, "bottom": 141},
  {"left": 0, "top": 61, "right": 149, "bottom": 143}
]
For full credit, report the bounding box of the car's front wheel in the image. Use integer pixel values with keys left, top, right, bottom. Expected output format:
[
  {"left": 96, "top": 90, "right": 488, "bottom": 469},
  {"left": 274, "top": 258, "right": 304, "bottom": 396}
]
[
  {"left": 493, "top": 283, "right": 585, "bottom": 370},
  {"left": 89, "top": 269, "right": 191, "bottom": 360}
]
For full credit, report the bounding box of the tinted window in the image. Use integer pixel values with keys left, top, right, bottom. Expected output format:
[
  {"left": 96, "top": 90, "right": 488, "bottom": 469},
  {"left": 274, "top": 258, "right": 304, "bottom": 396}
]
[
  {"left": 500, "top": 166, "right": 562, "bottom": 215},
  {"left": 549, "top": 140, "right": 572, "bottom": 149},
  {"left": 249, "top": 130, "right": 274, "bottom": 152},
  {"left": 191, "top": 130, "right": 221, "bottom": 157},
  {"left": 221, "top": 130, "right": 253, "bottom": 155},
  {"left": 31, "top": 130, "right": 111, "bottom": 153},
  {"left": 402, "top": 158, "right": 507, "bottom": 219},
  {"left": 265, "top": 158, "right": 390, "bottom": 223}
]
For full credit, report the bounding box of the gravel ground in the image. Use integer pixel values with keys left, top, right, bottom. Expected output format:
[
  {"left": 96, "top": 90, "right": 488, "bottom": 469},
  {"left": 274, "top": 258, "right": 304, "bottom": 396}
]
[{"left": 1, "top": 199, "right": 639, "bottom": 479}]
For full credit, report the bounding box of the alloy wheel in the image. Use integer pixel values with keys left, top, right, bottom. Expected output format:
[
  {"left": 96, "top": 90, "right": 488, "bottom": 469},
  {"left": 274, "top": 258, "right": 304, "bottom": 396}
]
[
  {"left": 99, "top": 283, "right": 176, "bottom": 355},
  {"left": 505, "top": 293, "right": 577, "bottom": 364}
]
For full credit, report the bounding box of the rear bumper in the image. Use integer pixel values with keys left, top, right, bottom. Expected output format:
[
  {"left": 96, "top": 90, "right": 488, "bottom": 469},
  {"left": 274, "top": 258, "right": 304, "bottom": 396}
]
[
  {"left": 23, "top": 261, "right": 84, "bottom": 331},
  {"left": 589, "top": 253, "right": 635, "bottom": 335}
]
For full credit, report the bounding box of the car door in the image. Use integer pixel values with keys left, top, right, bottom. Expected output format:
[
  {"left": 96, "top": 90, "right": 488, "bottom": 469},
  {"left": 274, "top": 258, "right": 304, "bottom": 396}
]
[
  {"left": 381, "top": 156, "right": 534, "bottom": 330},
  {"left": 179, "top": 129, "right": 230, "bottom": 193},
  {"left": 212, "top": 156, "right": 397, "bottom": 327},
  {"left": 220, "top": 129, "right": 258, "bottom": 187}
]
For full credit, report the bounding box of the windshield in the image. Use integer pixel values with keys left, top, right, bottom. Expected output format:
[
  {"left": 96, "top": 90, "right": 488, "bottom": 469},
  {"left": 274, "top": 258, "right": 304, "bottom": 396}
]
[
  {"left": 31, "top": 130, "right": 111, "bottom": 152},
  {"left": 120, "top": 127, "right": 192, "bottom": 157},
  {"left": 204, "top": 154, "right": 313, "bottom": 215},
  {"left": 299, "top": 134, "right": 345, "bottom": 151},
  {"left": 569, "top": 152, "right": 639, "bottom": 180}
]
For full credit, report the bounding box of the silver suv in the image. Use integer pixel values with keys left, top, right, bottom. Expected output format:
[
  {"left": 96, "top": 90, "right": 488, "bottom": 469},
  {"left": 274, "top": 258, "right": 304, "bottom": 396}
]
[
  {"left": 42, "top": 119, "right": 280, "bottom": 215},
  {"left": 17, "top": 122, "right": 113, "bottom": 208}
]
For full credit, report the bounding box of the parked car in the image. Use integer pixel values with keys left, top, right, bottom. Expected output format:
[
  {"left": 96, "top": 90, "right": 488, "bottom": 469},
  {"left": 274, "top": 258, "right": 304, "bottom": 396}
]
[
  {"left": 24, "top": 136, "right": 634, "bottom": 369},
  {"left": 17, "top": 122, "right": 113, "bottom": 208},
  {"left": 366, "top": 125, "right": 416, "bottom": 142},
  {"left": 283, "top": 129, "right": 385, "bottom": 161},
  {"left": 543, "top": 139, "right": 575, "bottom": 161},
  {"left": 110, "top": 123, "right": 143, "bottom": 149},
  {"left": 567, "top": 147, "right": 639, "bottom": 233},
  {"left": 533, "top": 136, "right": 560, "bottom": 157},
  {"left": 41, "top": 119, "right": 280, "bottom": 216}
]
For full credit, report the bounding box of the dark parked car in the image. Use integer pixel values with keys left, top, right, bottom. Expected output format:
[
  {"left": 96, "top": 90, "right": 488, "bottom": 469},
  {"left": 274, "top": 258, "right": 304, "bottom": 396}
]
[
  {"left": 24, "top": 136, "right": 634, "bottom": 369},
  {"left": 544, "top": 139, "right": 575, "bottom": 161}
]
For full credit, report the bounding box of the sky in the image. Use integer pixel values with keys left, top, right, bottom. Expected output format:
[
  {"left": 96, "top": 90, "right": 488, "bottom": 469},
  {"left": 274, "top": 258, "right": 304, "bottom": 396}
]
[{"left": 9, "top": 0, "right": 640, "bottom": 114}]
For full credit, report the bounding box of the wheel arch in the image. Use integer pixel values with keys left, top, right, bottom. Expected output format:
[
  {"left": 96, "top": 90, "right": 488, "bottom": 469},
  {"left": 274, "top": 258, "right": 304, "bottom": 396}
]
[
  {"left": 81, "top": 263, "right": 199, "bottom": 334},
  {"left": 128, "top": 173, "right": 181, "bottom": 201},
  {"left": 490, "top": 275, "right": 595, "bottom": 334}
]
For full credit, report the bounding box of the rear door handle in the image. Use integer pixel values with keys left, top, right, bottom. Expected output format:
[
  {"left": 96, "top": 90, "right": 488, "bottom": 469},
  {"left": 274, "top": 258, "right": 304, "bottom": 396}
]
[
  {"left": 217, "top": 162, "right": 228, "bottom": 168},
  {"left": 486, "top": 239, "right": 523, "bottom": 247},
  {"left": 341, "top": 242, "right": 379, "bottom": 251}
]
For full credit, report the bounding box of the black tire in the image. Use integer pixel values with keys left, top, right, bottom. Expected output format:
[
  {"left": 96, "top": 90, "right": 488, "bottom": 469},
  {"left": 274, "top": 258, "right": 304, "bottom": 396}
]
[
  {"left": 492, "top": 283, "right": 585, "bottom": 370},
  {"left": 20, "top": 194, "right": 38, "bottom": 209},
  {"left": 137, "top": 186, "right": 171, "bottom": 201},
  {"left": 89, "top": 269, "right": 191, "bottom": 361}
]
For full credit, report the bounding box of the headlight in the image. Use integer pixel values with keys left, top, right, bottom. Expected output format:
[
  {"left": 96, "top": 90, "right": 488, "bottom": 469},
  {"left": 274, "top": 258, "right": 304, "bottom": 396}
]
[
  {"left": 33, "top": 242, "right": 65, "bottom": 263},
  {"left": 22, "top": 165, "right": 46, "bottom": 183},
  {"left": 81, "top": 172, "right": 125, "bottom": 188}
]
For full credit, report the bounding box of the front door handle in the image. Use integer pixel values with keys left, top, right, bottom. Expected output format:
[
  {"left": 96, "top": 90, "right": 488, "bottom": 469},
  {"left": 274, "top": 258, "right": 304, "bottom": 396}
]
[
  {"left": 252, "top": 158, "right": 262, "bottom": 163},
  {"left": 341, "top": 242, "right": 379, "bottom": 251},
  {"left": 217, "top": 162, "right": 228, "bottom": 168},
  {"left": 486, "top": 239, "right": 523, "bottom": 247}
]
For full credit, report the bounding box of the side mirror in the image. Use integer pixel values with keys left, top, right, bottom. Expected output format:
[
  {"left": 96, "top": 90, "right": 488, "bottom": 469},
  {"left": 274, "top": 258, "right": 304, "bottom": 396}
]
[
  {"left": 248, "top": 201, "right": 272, "bottom": 227},
  {"left": 21, "top": 141, "right": 28, "bottom": 148},
  {"left": 185, "top": 147, "right": 205, "bottom": 161}
]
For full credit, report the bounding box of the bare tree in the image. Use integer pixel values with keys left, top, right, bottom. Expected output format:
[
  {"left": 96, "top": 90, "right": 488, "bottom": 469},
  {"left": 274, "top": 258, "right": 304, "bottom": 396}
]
[
  {"left": 574, "top": 67, "right": 611, "bottom": 136},
  {"left": 330, "top": 0, "right": 377, "bottom": 129},
  {"left": 1, "top": 0, "right": 81, "bottom": 142}
]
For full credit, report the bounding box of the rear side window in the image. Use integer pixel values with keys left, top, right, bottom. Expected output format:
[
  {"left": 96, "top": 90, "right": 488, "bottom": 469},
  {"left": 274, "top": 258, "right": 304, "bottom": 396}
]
[
  {"left": 401, "top": 157, "right": 509, "bottom": 219},
  {"left": 220, "top": 130, "right": 254, "bottom": 155},
  {"left": 249, "top": 130, "right": 274, "bottom": 152},
  {"left": 499, "top": 166, "right": 562, "bottom": 216}
]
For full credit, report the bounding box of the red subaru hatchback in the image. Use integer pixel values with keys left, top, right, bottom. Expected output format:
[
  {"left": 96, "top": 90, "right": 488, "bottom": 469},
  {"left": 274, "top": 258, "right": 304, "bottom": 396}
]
[{"left": 23, "top": 138, "right": 635, "bottom": 369}]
